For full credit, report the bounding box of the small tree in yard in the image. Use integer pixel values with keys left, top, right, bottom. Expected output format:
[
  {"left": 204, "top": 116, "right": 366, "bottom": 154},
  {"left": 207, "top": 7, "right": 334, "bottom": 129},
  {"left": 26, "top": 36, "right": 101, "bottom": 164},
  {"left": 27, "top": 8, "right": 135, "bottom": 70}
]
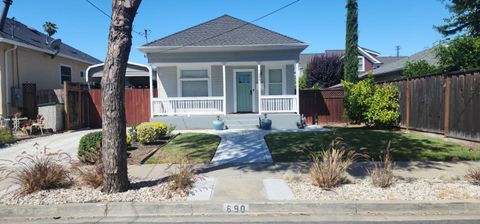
[
  {"left": 306, "top": 55, "right": 344, "bottom": 88},
  {"left": 435, "top": 35, "right": 480, "bottom": 72},
  {"left": 343, "top": 75, "right": 400, "bottom": 127},
  {"left": 344, "top": 0, "right": 359, "bottom": 82},
  {"left": 101, "top": 0, "right": 142, "bottom": 193},
  {"left": 402, "top": 59, "right": 440, "bottom": 78}
]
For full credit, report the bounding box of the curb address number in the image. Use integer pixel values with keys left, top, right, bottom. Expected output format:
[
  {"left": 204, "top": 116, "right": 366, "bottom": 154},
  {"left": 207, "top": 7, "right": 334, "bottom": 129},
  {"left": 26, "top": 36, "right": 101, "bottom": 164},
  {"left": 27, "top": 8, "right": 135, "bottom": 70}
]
[{"left": 223, "top": 203, "right": 249, "bottom": 213}]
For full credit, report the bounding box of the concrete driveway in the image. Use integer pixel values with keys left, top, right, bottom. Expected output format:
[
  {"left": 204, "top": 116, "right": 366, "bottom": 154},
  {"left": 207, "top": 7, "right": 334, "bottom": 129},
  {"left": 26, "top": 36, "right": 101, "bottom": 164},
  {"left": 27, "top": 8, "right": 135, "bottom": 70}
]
[{"left": 0, "top": 129, "right": 99, "bottom": 164}]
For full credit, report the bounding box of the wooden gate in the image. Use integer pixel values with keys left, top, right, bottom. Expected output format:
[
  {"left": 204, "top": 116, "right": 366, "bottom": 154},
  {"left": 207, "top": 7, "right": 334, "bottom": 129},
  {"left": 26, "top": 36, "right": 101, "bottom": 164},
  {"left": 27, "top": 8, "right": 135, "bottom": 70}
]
[
  {"left": 22, "top": 83, "right": 37, "bottom": 118},
  {"left": 64, "top": 82, "right": 89, "bottom": 130}
]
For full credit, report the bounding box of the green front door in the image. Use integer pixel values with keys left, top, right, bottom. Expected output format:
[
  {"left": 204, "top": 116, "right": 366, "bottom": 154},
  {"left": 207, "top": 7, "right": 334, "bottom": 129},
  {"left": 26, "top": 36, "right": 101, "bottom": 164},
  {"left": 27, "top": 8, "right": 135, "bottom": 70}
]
[{"left": 236, "top": 72, "right": 253, "bottom": 112}]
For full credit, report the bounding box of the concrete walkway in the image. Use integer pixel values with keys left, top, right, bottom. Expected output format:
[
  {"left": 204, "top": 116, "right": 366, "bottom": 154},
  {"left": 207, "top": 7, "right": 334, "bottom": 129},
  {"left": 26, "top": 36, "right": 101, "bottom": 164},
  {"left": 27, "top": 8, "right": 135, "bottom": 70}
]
[
  {"left": 208, "top": 126, "right": 329, "bottom": 165},
  {"left": 211, "top": 130, "right": 273, "bottom": 165}
]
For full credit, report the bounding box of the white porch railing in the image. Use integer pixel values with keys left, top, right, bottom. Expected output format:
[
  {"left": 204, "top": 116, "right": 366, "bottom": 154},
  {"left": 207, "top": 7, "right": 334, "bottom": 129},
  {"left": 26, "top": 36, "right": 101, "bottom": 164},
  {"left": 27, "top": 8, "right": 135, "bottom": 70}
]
[
  {"left": 152, "top": 97, "right": 224, "bottom": 116},
  {"left": 260, "top": 95, "right": 297, "bottom": 113}
]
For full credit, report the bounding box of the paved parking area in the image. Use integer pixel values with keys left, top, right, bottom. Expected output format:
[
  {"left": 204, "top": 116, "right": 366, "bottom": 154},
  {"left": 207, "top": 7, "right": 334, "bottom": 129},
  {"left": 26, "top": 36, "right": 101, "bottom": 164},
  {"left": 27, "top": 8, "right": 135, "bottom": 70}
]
[{"left": 0, "top": 129, "right": 99, "bottom": 165}]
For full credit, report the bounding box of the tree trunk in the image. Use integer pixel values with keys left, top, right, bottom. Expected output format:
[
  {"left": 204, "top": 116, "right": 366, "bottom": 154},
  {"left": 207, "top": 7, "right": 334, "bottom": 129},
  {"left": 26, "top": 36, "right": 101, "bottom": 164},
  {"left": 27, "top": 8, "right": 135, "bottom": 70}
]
[{"left": 101, "top": 0, "right": 141, "bottom": 193}]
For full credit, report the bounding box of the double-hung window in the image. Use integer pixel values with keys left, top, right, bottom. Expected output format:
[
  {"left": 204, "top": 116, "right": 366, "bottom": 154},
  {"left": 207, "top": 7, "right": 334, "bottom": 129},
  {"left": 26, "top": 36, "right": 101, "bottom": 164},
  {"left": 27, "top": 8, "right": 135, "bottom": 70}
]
[
  {"left": 358, "top": 56, "right": 365, "bottom": 72},
  {"left": 60, "top": 65, "right": 72, "bottom": 84},
  {"left": 180, "top": 69, "right": 209, "bottom": 97},
  {"left": 268, "top": 69, "right": 283, "bottom": 95}
]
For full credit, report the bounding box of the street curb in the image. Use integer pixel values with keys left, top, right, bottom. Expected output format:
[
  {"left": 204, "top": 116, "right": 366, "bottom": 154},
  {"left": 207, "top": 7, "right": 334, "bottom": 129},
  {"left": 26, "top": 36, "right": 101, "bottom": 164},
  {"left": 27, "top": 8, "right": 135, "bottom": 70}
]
[{"left": 1, "top": 201, "right": 480, "bottom": 220}]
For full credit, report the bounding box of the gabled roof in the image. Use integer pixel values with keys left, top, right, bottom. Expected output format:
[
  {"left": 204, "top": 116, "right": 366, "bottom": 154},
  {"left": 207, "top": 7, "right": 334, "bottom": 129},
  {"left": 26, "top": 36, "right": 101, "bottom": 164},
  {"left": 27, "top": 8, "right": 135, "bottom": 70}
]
[
  {"left": 362, "top": 47, "right": 438, "bottom": 77},
  {"left": 0, "top": 18, "right": 101, "bottom": 64},
  {"left": 141, "top": 15, "right": 307, "bottom": 50}
]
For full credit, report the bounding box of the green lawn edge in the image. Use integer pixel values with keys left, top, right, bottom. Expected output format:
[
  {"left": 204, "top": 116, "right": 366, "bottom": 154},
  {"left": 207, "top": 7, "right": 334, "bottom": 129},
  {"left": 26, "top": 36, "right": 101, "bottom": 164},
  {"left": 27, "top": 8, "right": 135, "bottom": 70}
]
[
  {"left": 264, "top": 127, "right": 479, "bottom": 162},
  {"left": 145, "top": 132, "right": 221, "bottom": 164}
]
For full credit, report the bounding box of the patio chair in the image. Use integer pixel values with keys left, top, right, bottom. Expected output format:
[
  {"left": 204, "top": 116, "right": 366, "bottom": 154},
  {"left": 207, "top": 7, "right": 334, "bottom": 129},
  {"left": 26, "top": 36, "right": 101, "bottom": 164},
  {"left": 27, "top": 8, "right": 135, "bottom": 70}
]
[{"left": 31, "top": 114, "right": 45, "bottom": 135}]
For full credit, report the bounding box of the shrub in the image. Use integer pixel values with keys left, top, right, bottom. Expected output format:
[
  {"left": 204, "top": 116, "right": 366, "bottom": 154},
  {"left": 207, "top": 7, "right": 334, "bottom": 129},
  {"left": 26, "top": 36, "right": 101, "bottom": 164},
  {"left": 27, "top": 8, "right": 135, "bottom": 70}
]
[
  {"left": 71, "top": 152, "right": 103, "bottom": 188},
  {"left": 465, "top": 167, "right": 480, "bottom": 185},
  {"left": 126, "top": 133, "right": 132, "bottom": 146},
  {"left": 128, "top": 126, "right": 137, "bottom": 144},
  {"left": 306, "top": 54, "right": 344, "bottom": 88},
  {"left": 0, "top": 128, "right": 14, "bottom": 145},
  {"left": 365, "top": 84, "right": 400, "bottom": 127},
  {"left": 343, "top": 76, "right": 400, "bottom": 127},
  {"left": 343, "top": 76, "right": 376, "bottom": 124},
  {"left": 168, "top": 158, "right": 195, "bottom": 192},
  {"left": 2, "top": 150, "right": 72, "bottom": 196},
  {"left": 370, "top": 141, "right": 395, "bottom": 188},
  {"left": 296, "top": 138, "right": 366, "bottom": 189},
  {"left": 402, "top": 59, "right": 440, "bottom": 78},
  {"left": 136, "top": 122, "right": 168, "bottom": 144},
  {"left": 78, "top": 131, "right": 102, "bottom": 164}
]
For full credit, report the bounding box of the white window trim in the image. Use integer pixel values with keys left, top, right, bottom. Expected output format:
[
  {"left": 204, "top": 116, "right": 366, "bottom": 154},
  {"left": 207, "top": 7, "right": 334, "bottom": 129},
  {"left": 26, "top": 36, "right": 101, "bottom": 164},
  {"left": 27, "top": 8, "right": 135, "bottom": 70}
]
[
  {"left": 265, "top": 65, "right": 286, "bottom": 95},
  {"left": 358, "top": 56, "right": 365, "bottom": 72},
  {"left": 233, "top": 69, "right": 255, "bottom": 113},
  {"left": 177, "top": 66, "right": 211, "bottom": 97},
  {"left": 59, "top": 64, "right": 72, "bottom": 85}
]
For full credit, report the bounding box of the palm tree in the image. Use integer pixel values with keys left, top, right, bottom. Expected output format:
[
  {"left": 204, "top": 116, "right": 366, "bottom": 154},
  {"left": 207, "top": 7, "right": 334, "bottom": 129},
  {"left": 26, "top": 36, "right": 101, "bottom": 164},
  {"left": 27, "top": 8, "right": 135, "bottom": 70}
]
[{"left": 43, "top": 21, "right": 57, "bottom": 43}]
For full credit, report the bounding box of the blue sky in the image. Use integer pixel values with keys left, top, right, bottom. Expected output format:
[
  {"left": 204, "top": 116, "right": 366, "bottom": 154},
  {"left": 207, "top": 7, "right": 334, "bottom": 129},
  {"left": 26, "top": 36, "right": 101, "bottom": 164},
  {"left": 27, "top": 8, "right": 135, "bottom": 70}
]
[{"left": 9, "top": 0, "right": 450, "bottom": 64}]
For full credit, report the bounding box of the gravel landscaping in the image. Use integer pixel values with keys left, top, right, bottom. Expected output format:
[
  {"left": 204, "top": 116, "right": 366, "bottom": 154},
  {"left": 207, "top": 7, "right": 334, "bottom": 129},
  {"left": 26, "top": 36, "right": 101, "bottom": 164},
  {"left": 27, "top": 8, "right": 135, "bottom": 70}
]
[
  {"left": 0, "top": 180, "right": 188, "bottom": 205},
  {"left": 288, "top": 177, "right": 480, "bottom": 201}
]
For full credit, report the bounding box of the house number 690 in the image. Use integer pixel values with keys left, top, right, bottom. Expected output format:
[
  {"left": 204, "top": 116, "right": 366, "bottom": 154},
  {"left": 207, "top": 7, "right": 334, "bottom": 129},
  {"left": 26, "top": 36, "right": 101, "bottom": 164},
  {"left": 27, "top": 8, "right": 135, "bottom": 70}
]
[{"left": 223, "top": 203, "right": 248, "bottom": 213}]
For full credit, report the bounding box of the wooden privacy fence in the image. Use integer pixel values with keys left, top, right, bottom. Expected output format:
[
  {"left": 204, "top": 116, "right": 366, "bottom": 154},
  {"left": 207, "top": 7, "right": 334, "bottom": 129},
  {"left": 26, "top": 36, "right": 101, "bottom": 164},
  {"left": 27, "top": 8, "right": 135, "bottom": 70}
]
[
  {"left": 88, "top": 88, "right": 152, "bottom": 128},
  {"left": 387, "top": 69, "right": 480, "bottom": 142},
  {"left": 299, "top": 89, "right": 346, "bottom": 124}
]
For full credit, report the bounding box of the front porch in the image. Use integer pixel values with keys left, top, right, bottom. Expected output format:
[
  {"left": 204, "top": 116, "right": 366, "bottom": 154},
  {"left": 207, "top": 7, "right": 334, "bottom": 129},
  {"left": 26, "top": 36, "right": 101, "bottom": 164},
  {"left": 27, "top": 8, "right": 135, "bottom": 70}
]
[
  {"left": 151, "top": 113, "right": 301, "bottom": 130},
  {"left": 148, "top": 61, "right": 301, "bottom": 117}
]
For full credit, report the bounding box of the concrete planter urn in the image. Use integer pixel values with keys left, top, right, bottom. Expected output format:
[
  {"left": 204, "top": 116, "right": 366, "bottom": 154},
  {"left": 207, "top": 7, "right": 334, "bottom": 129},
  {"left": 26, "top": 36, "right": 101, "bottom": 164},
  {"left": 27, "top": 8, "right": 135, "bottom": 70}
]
[
  {"left": 259, "top": 114, "right": 272, "bottom": 130},
  {"left": 212, "top": 116, "right": 225, "bottom": 130}
]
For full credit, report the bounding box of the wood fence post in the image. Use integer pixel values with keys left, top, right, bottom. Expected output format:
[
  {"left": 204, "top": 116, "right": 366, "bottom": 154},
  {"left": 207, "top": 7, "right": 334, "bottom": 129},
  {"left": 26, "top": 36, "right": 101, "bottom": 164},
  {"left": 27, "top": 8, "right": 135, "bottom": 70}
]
[
  {"left": 405, "top": 79, "right": 410, "bottom": 130},
  {"left": 443, "top": 75, "right": 451, "bottom": 137}
]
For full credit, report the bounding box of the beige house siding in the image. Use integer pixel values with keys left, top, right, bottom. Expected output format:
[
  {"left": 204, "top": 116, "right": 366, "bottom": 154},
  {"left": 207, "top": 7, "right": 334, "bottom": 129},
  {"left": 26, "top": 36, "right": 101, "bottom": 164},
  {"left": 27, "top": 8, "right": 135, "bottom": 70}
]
[{"left": 0, "top": 42, "right": 94, "bottom": 116}]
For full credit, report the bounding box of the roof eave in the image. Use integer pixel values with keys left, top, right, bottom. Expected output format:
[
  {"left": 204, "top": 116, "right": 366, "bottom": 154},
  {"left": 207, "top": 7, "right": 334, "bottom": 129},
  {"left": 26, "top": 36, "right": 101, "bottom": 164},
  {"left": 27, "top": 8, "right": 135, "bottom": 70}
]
[
  {"left": 0, "top": 37, "right": 100, "bottom": 65},
  {"left": 138, "top": 43, "right": 309, "bottom": 54}
]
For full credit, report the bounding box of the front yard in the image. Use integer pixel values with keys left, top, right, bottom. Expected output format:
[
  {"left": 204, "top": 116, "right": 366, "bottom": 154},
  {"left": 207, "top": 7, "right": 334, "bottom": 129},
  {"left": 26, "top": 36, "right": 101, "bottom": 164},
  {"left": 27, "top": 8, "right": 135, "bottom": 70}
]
[
  {"left": 145, "top": 133, "right": 221, "bottom": 164},
  {"left": 265, "top": 127, "right": 480, "bottom": 162}
]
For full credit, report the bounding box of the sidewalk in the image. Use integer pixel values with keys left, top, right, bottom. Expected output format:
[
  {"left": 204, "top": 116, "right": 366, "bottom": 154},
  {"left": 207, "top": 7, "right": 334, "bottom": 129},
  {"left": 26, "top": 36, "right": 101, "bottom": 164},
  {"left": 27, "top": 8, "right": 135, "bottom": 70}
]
[{"left": 128, "top": 160, "right": 480, "bottom": 202}]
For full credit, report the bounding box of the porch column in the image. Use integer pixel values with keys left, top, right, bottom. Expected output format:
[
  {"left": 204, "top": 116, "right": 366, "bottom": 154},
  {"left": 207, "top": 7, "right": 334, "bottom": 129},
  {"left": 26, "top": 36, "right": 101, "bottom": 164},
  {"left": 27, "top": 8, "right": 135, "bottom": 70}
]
[
  {"left": 295, "top": 62, "right": 300, "bottom": 114},
  {"left": 156, "top": 68, "right": 161, "bottom": 99},
  {"left": 148, "top": 65, "right": 154, "bottom": 118},
  {"left": 257, "top": 63, "right": 262, "bottom": 115},
  {"left": 222, "top": 64, "right": 227, "bottom": 115}
]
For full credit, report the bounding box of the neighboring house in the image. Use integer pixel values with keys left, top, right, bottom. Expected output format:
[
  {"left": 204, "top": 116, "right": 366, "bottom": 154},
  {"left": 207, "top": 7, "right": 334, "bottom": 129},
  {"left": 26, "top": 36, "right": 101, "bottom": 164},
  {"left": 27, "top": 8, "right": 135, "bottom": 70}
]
[
  {"left": 138, "top": 15, "right": 307, "bottom": 124},
  {"left": 300, "top": 47, "right": 406, "bottom": 73},
  {"left": 86, "top": 62, "right": 155, "bottom": 89},
  {"left": 0, "top": 15, "right": 100, "bottom": 117},
  {"left": 359, "top": 47, "right": 438, "bottom": 82}
]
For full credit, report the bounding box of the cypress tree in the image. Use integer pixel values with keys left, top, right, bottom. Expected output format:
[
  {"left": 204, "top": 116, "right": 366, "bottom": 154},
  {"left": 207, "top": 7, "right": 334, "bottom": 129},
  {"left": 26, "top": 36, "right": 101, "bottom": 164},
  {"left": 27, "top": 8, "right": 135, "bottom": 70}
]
[{"left": 344, "top": 0, "right": 359, "bottom": 82}]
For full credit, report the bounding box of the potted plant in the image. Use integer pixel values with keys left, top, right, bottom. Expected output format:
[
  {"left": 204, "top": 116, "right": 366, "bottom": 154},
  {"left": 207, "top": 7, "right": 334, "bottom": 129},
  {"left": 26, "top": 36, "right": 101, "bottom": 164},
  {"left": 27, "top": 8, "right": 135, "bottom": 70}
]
[
  {"left": 212, "top": 116, "right": 225, "bottom": 130},
  {"left": 259, "top": 114, "right": 272, "bottom": 130}
]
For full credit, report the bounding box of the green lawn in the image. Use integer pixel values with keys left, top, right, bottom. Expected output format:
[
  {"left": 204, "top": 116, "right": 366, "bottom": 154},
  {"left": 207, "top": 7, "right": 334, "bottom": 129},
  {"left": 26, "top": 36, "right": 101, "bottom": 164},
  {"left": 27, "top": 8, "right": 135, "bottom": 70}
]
[
  {"left": 264, "top": 127, "right": 480, "bottom": 162},
  {"left": 145, "top": 133, "right": 221, "bottom": 164}
]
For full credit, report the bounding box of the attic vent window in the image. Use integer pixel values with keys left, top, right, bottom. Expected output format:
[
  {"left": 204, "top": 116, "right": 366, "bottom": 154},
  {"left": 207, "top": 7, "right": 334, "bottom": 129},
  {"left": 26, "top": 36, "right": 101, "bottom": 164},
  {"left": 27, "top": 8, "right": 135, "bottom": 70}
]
[{"left": 70, "top": 50, "right": 78, "bottom": 54}]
